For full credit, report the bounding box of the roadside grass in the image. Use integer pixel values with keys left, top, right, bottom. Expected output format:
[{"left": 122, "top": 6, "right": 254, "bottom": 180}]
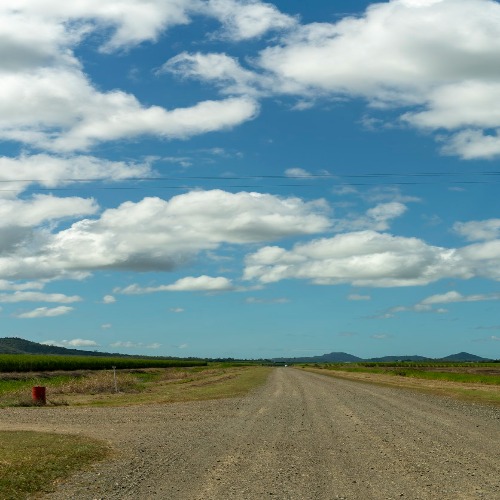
[
  {"left": 0, "top": 365, "right": 272, "bottom": 407},
  {"left": 0, "top": 430, "right": 109, "bottom": 500},
  {"left": 301, "top": 365, "right": 500, "bottom": 406}
]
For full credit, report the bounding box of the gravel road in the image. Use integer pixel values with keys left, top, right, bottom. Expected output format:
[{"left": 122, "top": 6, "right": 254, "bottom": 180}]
[{"left": 1, "top": 368, "right": 499, "bottom": 499}]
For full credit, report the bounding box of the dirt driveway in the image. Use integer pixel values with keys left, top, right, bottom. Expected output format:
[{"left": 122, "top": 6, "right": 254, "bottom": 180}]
[{"left": 1, "top": 368, "right": 499, "bottom": 499}]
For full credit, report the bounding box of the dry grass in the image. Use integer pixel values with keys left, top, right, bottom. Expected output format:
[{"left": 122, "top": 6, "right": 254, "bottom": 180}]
[
  {"left": 52, "top": 371, "right": 139, "bottom": 394},
  {"left": 0, "top": 365, "right": 272, "bottom": 407}
]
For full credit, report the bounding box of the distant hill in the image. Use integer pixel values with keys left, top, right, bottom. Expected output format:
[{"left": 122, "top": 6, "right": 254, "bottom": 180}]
[
  {"left": 0, "top": 337, "right": 180, "bottom": 360},
  {"left": 438, "top": 352, "right": 491, "bottom": 362},
  {"left": 0, "top": 337, "right": 118, "bottom": 357},
  {"left": 367, "top": 355, "right": 432, "bottom": 362},
  {"left": 272, "top": 352, "right": 363, "bottom": 363},
  {"left": 271, "top": 351, "right": 493, "bottom": 363}
]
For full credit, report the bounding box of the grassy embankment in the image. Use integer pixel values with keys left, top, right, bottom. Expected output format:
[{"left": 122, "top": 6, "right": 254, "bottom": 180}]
[
  {"left": 0, "top": 358, "right": 271, "bottom": 499},
  {"left": 301, "top": 362, "right": 500, "bottom": 406}
]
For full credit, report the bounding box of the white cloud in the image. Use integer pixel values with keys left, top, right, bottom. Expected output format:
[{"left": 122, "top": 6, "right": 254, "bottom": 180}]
[
  {"left": 101, "top": 323, "right": 112, "bottom": 329},
  {"left": 15, "top": 306, "right": 74, "bottom": 318},
  {"left": 109, "top": 341, "right": 161, "bottom": 349},
  {"left": 454, "top": 219, "right": 500, "bottom": 242},
  {"left": 0, "top": 65, "right": 259, "bottom": 151},
  {"left": 245, "top": 230, "right": 469, "bottom": 287},
  {"left": 167, "top": 0, "right": 500, "bottom": 159},
  {"left": 371, "top": 334, "right": 391, "bottom": 340},
  {"left": 0, "top": 292, "right": 82, "bottom": 303},
  {"left": 0, "top": 190, "right": 330, "bottom": 280},
  {"left": 348, "top": 294, "right": 371, "bottom": 301},
  {"left": 0, "top": 0, "right": 287, "bottom": 152},
  {"left": 457, "top": 240, "right": 500, "bottom": 281},
  {"left": 380, "top": 289, "right": 500, "bottom": 317},
  {"left": 118, "top": 275, "right": 234, "bottom": 293},
  {"left": 41, "top": 338, "right": 99, "bottom": 347},
  {"left": 420, "top": 290, "right": 500, "bottom": 305},
  {"left": 164, "top": 52, "right": 266, "bottom": 98},
  {"left": 0, "top": 194, "right": 98, "bottom": 257},
  {"left": 0, "top": 195, "right": 97, "bottom": 228},
  {"left": 245, "top": 296, "right": 289, "bottom": 304},
  {"left": 284, "top": 168, "right": 313, "bottom": 178},
  {"left": 0, "top": 281, "right": 45, "bottom": 291},
  {"left": 170, "top": 307, "right": 185, "bottom": 313},
  {"left": 205, "top": 0, "right": 297, "bottom": 40},
  {"left": 102, "top": 295, "right": 116, "bottom": 304},
  {"left": 331, "top": 202, "right": 407, "bottom": 232},
  {"left": 0, "top": 154, "right": 154, "bottom": 195},
  {"left": 7, "top": 0, "right": 500, "bottom": 157},
  {"left": 163, "top": 275, "right": 234, "bottom": 292}
]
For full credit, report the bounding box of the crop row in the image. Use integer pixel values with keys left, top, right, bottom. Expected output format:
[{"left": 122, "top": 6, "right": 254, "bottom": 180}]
[{"left": 0, "top": 354, "right": 206, "bottom": 372}]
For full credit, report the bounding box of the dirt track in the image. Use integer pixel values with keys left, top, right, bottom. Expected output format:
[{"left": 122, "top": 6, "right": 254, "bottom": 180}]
[{"left": 1, "top": 368, "right": 499, "bottom": 499}]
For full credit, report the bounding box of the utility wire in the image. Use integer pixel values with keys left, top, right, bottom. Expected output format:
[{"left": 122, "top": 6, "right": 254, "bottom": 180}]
[{"left": 0, "top": 171, "right": 498, "bottom": 191}]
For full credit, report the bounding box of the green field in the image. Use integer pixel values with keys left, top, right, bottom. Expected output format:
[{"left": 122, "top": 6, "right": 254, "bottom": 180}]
[{"left": 0, "top": 353, "right": 206, "bottom": 372}]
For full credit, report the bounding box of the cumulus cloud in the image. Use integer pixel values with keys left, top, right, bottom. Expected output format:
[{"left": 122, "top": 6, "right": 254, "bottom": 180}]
[
  {"left": 0, "top": 154, "right": 154, "bottom": 195},
  {"left": 102, "top": 295, "right": 116, "bottom": 304},
  {"left": 420, "top": 290, "right": 500, "bottom": 305},
  {"left": 117, "top": 275, "right": 234, "bottom": 294},
  {"left": 0, "top": 292, "right": 82, "bottom": 303},
  {"left": 0, "top": 281, "right": 44, "bottom": 291},
  {"left": 0, "top": 195, "right": 97, "bottom": 228},
  {"left": 284, "top": 168, "right": 314, "bottom": 178},
  {"left": 244, "top": 230, "right": 469, "bottom": 287},
  {"left": 331, "top": 202, "right": 407, "bottom": 232},
  {"left": 0, "top": 194, "right": 98, "bottom": 257},
  {"left": 378, "top": 289, "right": 500, "bottom": 318},
  {"left": 163, "top": 52, "right": 268, "bottom": 98},
  {"left": 371, "top": 334, "right": 391, "bottom": 340},
  {"left": 42, "top": 338, "right": 99, "bottom": 347},
  {"left": 166, "top": 0, "right": 500, "bottom": 159},
  {"left": 348, "top": 294, "right": 371, "bottom": 301},
  {"left": 245, "top": 296, "right": 289, "bottom": 304},
  {"left": 109, "top": 341, "right": 161, "bottom": 349},
  {"left": 170, "top": 307, "right": 185, "bottom": 313},
  {"left": 0, "top": 190, "right": 330, "bottom": 280},
  {"left": 0, "top": 0, "right": 306, "bottom": 152},
  {"left": 15, "top": 306, "right": 74, "bottom": 318},
  {"left": 454, "top": 219, "right": 500, "bottom": 241},
  {"left": 205, "top": 0, "right": 297, "bottom": 40},
  {"left": 0, "top": 65, "right": 259, "bottom": 151}
]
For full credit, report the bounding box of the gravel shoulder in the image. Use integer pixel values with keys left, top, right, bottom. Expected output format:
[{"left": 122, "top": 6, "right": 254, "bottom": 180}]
[{"left": 1, "top": 368, "right": 499, "bottom": 499}]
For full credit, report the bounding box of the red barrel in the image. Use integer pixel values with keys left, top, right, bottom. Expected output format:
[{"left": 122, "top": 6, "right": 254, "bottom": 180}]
[{"left": 32, "top": 386, "right": 46, "bottom": 405}]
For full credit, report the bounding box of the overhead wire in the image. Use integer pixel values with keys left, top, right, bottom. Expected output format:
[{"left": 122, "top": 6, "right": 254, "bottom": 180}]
[{"left": 0, "top": 171, "right": 499, "bottom": 191}]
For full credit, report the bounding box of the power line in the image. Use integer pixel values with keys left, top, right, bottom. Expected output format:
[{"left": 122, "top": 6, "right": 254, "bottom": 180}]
[{"left": 0, "top": 171, "right": 498, "bottom": 192}]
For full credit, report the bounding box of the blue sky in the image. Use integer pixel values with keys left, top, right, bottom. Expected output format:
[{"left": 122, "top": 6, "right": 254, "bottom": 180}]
[{"left": 1, "top": 0, "right": 499, "bottom": 359}]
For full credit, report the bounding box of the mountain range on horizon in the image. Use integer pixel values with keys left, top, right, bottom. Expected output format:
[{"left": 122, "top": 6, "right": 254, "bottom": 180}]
[
  {"left": 270, "top": 351, "right": 496, "bottom": 363},
  {"left": 0, "top": 338, "right": 496, "bottom": 363}
]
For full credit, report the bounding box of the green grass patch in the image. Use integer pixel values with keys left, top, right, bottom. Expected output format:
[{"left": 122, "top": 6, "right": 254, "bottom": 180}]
[{"left": 0, "top": 430, "right": 108, "bottom": 500}]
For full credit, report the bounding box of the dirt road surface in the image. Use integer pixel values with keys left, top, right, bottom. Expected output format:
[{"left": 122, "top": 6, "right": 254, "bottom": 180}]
[{"left": 1, "top": 368, "right": 499, "bottom": 499}]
